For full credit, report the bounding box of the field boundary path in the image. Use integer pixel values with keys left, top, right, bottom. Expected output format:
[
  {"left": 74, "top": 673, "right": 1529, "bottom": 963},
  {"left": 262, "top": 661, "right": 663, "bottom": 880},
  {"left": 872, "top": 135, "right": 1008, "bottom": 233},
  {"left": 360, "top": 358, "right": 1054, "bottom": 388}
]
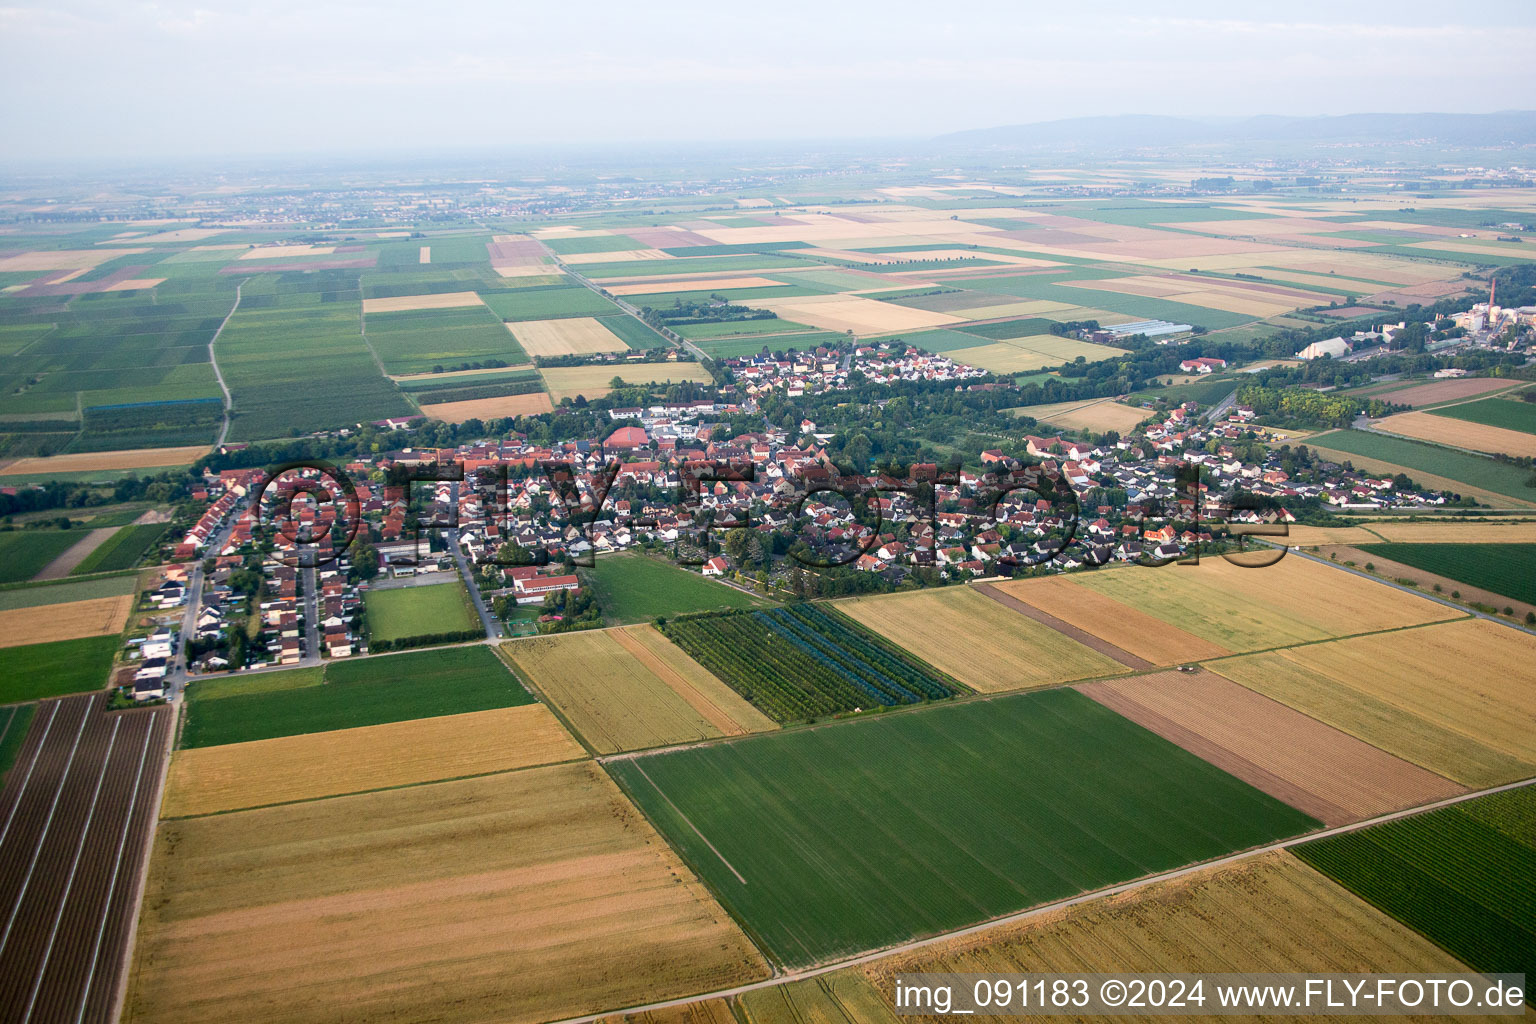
[
  {"left": 0, "top": 694, "right": 171, "bottom": 1024},
  {"left": 208, "top": 281, "right": 244, "bottom": 448},
  {"left": 547, "top": 772, "right": 1536, "bottom": 1024},
  {"left": 32, "top": 527, "right": 117, "bottom": 581},
  {"left": 973, "top": 581, "right": 1154, "bottom": 670}
]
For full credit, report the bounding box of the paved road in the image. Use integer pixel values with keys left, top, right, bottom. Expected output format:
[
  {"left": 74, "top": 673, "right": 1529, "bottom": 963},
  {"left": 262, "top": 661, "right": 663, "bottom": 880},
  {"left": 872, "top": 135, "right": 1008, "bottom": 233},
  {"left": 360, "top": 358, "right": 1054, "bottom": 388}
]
[
  {"left": 1204, "top": 388, "right": 1237, "bottom": 424},
  {"left": 533, "top": 239, "right": 708, "bottom": 361},
  {"left": 448, "top": 481, "right": 501, "bottom": 640},
  {"left": 208, "top": 281, "right": 244, "bottom": 448},
  {"left": 302, "top": 564, "right": 321, "bottom": 662},
  {"left": 0, "top": 695, "right": 172, "bottom": 1024}
]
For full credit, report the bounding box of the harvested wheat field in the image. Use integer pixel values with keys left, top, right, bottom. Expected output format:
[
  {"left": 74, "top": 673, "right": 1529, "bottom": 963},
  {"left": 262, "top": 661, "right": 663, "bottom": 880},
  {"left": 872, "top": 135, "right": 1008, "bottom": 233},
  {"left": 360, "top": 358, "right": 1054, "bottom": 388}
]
[
  {"left": 1369, "top": 377, "right": 1517, "bottom": 407},
  {"left": 419, "top": 392, "right": 554, "bottom": 423},
  {"left": 540, "top": 364, "right": 713, "bottom": 403},
  {"left": 0, "top": 248, "right": 148, "bottom": 272},
  {"left": 125, "top": 762, "right": 769, "bottom": 1024},
  {"left": 0, "top": 445, "right": 209, "bottom": 476},
  {"left": 1067, "top": 557, "right": 1458, "bottom": 654},
  {"left": 237, "top": 244, "right": 335, "bottom": 260},
  {"left": 495, "top": 265, "right": 559, "bottom": 278},
  {"left": 0, "top": 594, "right": 132, "bottom": 648},
  {"left": 161, "top": 704, "right": 585, "bottom": 817},
  {"left": 752, "top": 294, "right": 964, "bottom": 335},
  {"left": 607, "top": 997, "right": 738, "bottom": 1024},
  {"left": 504, "top": 626, "right": 773, "bottom": 753},
  {"left": 1376, "top": 411, "right": 1536, "bottom": 458},
  {"left": 991, "top": 576, "right": 1229, "bottom": 665},
  {"left": 1012, "top": 398, "right": 1151, "bottom": 434},
  {"left": 837, "top": 587, "right": 1124, "bottom": 692},
  {"left": 560, "top": 248, "right": 672, "bottom": 265},
  {"left": 508, "top": 316, "right": 628, "bottom": 356},
  {"left": 859, "top": 851, "right": 1482, "bottom": 1020},
  {"left": 1208, "top": 618, "right": 1536, "bottom": 788},
  {"left": 1288, "top": 520, "right": 1536, "bottom": 546},
  {"left": 1078, "top": 669, "right": 1463, "bottom": 826},
  {"left": 361, "top": 291, "right": 483, "bottom": 314},
  {"left": 604, "top": 276, "right": 786, "bottom": 295}
]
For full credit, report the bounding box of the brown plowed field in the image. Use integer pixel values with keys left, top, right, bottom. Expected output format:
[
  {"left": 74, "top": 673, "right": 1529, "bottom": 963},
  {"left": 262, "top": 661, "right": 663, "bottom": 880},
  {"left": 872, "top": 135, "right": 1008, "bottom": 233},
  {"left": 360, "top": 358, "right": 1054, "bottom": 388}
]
[
  {"left": 0, "top": 693, "right": 171, "bottom": 1024},
  {"left": 1077, "top": 669, "right": 1464, "bottom": 826},
  {"left": 1369, "top": 378, "right": 1516, "bottom": 407},
  {"left": 973, "top": 582, "right": 1152, "bottom": 670},
  {"left": 990, "top": 575, "right": 1230, "bottom": 665}
]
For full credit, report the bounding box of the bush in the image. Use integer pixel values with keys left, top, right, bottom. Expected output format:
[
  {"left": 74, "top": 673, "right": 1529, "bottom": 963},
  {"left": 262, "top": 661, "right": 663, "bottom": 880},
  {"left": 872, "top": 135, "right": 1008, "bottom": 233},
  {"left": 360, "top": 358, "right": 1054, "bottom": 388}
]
[
  {"left": 368, "top": 628, "right": 483, "bottom": 653},
  {"left": 1525, "top": 611, "right": 1535, "bottom": 625}
]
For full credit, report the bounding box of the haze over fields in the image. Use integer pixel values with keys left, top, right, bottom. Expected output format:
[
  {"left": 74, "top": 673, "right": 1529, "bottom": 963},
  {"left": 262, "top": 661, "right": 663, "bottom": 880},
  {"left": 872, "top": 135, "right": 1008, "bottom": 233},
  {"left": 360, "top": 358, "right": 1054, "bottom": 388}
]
[{"left": 3, "top": 0, "right": 1536, "bottom": 159}]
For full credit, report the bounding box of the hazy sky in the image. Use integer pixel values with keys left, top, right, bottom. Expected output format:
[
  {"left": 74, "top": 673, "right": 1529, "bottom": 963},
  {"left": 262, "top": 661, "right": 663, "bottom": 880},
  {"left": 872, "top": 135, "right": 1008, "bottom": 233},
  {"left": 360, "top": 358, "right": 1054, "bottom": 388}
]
[{"left": 3, "top": 0, "right": 1534, "bottom": 160}]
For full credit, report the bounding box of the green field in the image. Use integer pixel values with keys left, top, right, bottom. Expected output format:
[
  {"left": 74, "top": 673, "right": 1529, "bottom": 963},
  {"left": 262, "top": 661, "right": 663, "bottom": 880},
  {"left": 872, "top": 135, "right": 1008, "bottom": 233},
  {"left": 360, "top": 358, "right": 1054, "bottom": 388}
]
[
  {"left": 1127, "top": 376, "right": 1244, "bottom": 408},
  {"left": 479, "top": 284, "right": 620, "bottom": 321},
  {"left": 0, "top": 531, "right": 89, "bottom": 583},
  {"left": 611, "top": 687, "right": 1319, "bottom": 966},
  {"left": 364, "top": 580, "right": 480, "bottom": 642},
  {"left": 671, "top": 318, "right": 818, "bottom": 339},
  {"left": 0, "top": 634, "right": 119, "bottom": 703},
  {"left": 1429, "top": 394, "right": 1536, "bottom": 435},
  {"left": 956, "top": 318, "right": 1061, "bottom": 340},
  {"left": 596, "top": 313, "right": 669, "bottom": 350},
  {"left": 1294, "top": 785, "right": 1536, "bottom": 982},
  {"left": 179, "top": 646, "right": 532, "bottom": 747},
  {"left": 1354, "top": 543, "right": 1536, "bottom": 605},
  {"left": 691, "top": 333, "right": 846, "bottom": 359},
  {"left": 1307, "top": 429, "right": 1536, "bottom": 500},
  {"left": 586, "top": 551, "right": 768, "bottom": 624},
  {"left": 0, "top": 703, "right": 38, "bottom": 786},
  {"left": 0, "top": 573, "right": 137, "bottom": 611},
  {"left": 364, "top": 304, "right": 526, "bottom": 374},
  {"left": 71, "top": 522, "right": 171, "bottom": 575}
]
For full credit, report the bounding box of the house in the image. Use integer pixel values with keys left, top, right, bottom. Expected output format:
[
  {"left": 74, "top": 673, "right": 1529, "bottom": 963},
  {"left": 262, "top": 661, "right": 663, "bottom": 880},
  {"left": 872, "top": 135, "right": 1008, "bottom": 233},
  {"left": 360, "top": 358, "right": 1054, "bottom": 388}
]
[
  {"left": 1179, "top": 357, "right": 1227, "bottom": 374},
  {"left": 701, "top": 556, "right": 729, "bottom": 577},
  {"left": 512, "top": 573, "right": 580, "bottom": 604},
  {"left": 604, "top": 425, "right": 650, "bottom": 450},
  {"left": 133, "top": 677, "right": 165, "bottom": 701}
]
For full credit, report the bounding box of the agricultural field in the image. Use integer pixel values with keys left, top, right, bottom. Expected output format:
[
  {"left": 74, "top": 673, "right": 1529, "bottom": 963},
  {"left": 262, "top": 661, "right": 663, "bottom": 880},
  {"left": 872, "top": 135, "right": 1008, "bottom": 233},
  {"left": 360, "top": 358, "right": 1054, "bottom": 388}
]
[
  {"left": 418, "top": 391, "right": 554, "bottom": 423},
  {"left": 946, "top": 334, "right": 1127, "bottom": 375},
  {"left": 363, "top": 579, "right": 479, "bottom": 643},
  {"left": 610, "top": 687, "right": 1319, "bottom": 967},
  {"left": 1306, "top": 429, "right": 1536, "bottom": 504},
  {"left": 660, "top": 604, "right": 959, "bottom": 721},
  {"left": 506, "top": 315, "right": 629, "bottom": 356},
  {"left": 1354, "top": 542, "right": 1536, "bottom": 606},
  {"left": 1078, "top": 669, "right": 1464, "bottom": 826},
  {"left": 502, "top": 626, "right": 775, "bottom": 754},
  {"left": 1287, "top": 520, "right": 1536, "bottom": 546},
  {"left": 585, "top": 550, "right": 768, "bottom": 623},
  {"left": 180, "top": 646, "right": 531, "bottom": 747},
  {"left": 836, "top": 586, "right": 1126, "bottom": 692},
  {"left": 991, "top": 575, "right": 1230, "bottom": 665},
  {"left": 1428, "top": 391, "right": 1536, "bottom": 433},
  {"left": 0, "top": 530, "right": 89, "bottom": 583},
  {"left": 479, "top": 282, "right": 621, "bottom": 320},
  {"left": 0, "top": 633, "right": 118, "bottom": 703},
  {"left": 163, "top": 703, "right": 583, "bottom": 816},
  {"left": 1375, "top": 410, "right": 1536, "bottom": 458},
  {"left": 69, "top": 520, "right": 170, "bottom": 574},
  {"left": 0, "top": 592, "right": 132, "bottom": 648},
  {"left": 1208, "top": 618, "right": 1536, "bottom": 787},
  {"left": 1011, "top": 397, "right": 1151, "bottom": 434},
  {"left": 539, "top": 362, "right": 714, "bottom": 402},
  {"left": 1060, "top": 557, "right": 1458, "bottom": 655},
  {"left": 1294, "top": 785, "right": 1536, "bottom": 981},
  {"left": 127, "top": 762, "right": 770, "bottom": 1024},
  {"left": 364, "top": 304, "right": 525, "bottom": 375},
  {"left": 857, "top": 851, "right": 1484, "bottom": 1016},
  {"left": 0, "top": 446, "right": 209, "bottom": 480},
  {"left": 1363, "top": 378, "right": 1518, "bottom": 408},
  {"left": 0, "top": 572, "right": 136, "bottom": 611},
  {"left": 0, "top": 703, "right": 38, "bottom": 786}
]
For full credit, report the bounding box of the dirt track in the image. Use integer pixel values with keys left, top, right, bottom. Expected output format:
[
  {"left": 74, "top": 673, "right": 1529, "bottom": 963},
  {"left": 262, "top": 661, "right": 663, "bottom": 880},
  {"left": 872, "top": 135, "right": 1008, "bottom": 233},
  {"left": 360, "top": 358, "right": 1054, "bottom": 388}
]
[{"left": 0, "top": 693, "right": 170, "bottom": 1023}]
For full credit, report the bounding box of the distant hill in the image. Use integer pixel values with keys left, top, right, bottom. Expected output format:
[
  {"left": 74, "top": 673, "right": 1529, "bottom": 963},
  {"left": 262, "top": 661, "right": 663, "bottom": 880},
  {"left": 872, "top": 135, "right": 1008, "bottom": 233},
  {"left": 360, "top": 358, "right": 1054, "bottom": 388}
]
[{"left": 934, "top": 112, "right": 1536, "bottom": 152}]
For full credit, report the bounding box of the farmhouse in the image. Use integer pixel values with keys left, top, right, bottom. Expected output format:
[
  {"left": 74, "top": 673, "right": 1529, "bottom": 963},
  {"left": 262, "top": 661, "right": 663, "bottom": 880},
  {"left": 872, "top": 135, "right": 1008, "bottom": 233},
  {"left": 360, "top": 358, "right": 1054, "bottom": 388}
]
[{"left": 1179, "top": 357, "right": 1227, "bottom": 374}]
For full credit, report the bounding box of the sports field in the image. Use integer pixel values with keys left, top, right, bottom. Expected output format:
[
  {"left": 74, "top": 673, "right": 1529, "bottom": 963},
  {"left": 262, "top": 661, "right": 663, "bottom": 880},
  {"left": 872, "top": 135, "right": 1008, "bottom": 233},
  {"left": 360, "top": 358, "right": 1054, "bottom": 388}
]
[
  {"left": 1294, "top": 785, "right": 1536, "bottom": 981},
  {"left": 163, "top": 704, "right": 583, "bottom": 816},
  {"left": 586, "top": 550, "right": 768, "bottom": 623},
  {"left": 1208, "top": 618, "right": 1536, "bottom": 787},
  {"left": 503, "top": 627, "right": 775, "bottom": 753},
  {"left": 610, "top": 687, "right": 1319, "bottom": 967},
  {"left": 363, "top": 580, "right": 479, "bottom": 642},
  {"left": 127, "top": 763, "right": 770, "bottom": 1024},
  {"left": 1354, "top": 542, "right": 1536, "bottom": 606},
  {"left": 180, "top": 646, "right": 531, "bottom": 747},
  {"left": 837, "top": 586, "right": 1125, "bottom": 691},
  {"left": 1061, "top": 557, "right": 1458, "bottom": 655}
]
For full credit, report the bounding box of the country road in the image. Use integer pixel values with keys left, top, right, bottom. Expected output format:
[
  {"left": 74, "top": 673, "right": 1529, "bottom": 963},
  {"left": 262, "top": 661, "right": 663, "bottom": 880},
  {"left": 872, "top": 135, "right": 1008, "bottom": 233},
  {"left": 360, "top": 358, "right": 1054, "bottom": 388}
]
[{"left": 209, "top": 280, "right": 243, "bottom": 448}]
